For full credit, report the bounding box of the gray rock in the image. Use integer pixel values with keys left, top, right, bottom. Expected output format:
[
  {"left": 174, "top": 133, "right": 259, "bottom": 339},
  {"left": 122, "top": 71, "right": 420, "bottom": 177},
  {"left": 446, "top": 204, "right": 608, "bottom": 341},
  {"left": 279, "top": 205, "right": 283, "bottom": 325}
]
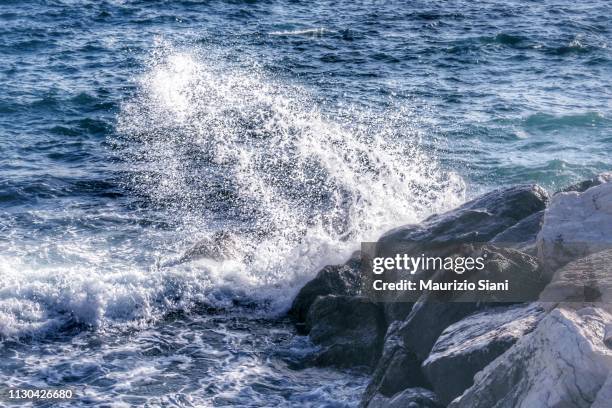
[
  {"left": 374, "top": 185, "right": 548, "bottom": 322},
  {"left": 398, "top": 245, "right": 546, "bottom": 361},
  {"left": 559, "top": 172, "right": 612, "bottom": 194},
  {"left": 449, "top": 306, "right": 612, "bottom": 408},
  {"left": 383, "top": 302, "right": 414, "bottom": 326},
  {"left": 377, "top": 184, "right": 549, "bottom": 257},
  {"left": 605, "top": 324, "right": 612, "bottom": 349},
  {"left": 360, "top": 322, "right": 428, "bottom": 407},
  {"left": 490, "top": 210, "right": 544, "bottom": 255},
  {"left": 306, "top": 295, "right": 385, "bottom": 370},
  {"left": 363, "top": 245, "right": 546, "bottom": 405},
  {"left": 399, "top": 299, "right": 482, "bottom": 363},
  {"left": 422, "top": 304, "right": 545, "bottom": 405},
  {"left": 366, "top": 388, "right": 443, "bottom": 408},
  {"left": 164, "top": 230, "right": 240, "bottom": 267},
  {"left": 290, "top": 252, "right": 361, "bottom": 326},
  {"left": 364, "top": 394, "right": 389, "bottom": 408}
]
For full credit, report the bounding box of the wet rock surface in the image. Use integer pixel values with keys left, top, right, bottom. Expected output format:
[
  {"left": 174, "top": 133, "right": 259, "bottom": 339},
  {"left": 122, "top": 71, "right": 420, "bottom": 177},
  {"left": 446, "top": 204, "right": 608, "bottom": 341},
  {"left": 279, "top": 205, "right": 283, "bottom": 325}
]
[
  {"left": 306, "top": 295, "right": 385, "bottom": 370},
  {"left": 290, "top": 252, "right": 362, "bottom": 327},
  {"left": 593, "top": 373, "right": 612, "bottom": 408},
  {"left": 360, "top": 322, "right": 429, "bottom": 407},
  {"left": 377, "top": 184, "right": 549, "bottom": 259},
  {"left": 395, "top": 245, "right": 546, "bottom": 362},
  {"left": 372, "top": 185, "right": 548, "bottom": 321},
  {"left": 491, "top": 210, "right": 544, "bottom": 255},
  {"left": 365, "top": 387, "right": 443, "bottom": 408}
]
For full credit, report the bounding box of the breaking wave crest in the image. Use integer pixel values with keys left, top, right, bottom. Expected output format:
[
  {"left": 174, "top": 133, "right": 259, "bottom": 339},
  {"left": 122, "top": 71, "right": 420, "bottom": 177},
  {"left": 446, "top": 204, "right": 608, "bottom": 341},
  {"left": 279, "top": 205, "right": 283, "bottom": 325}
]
[
  {"left": 0, "top": 45, "right": 465, "bottom": 338},
  {"left": 116, "top": 46, "right": 465, "bottom": 306}
]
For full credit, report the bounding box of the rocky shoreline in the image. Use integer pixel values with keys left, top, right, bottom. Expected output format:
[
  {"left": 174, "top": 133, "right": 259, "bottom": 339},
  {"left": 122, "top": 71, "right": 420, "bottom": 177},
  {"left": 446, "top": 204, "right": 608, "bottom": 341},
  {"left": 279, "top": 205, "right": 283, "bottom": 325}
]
[{"left": 289, "top": 174, "right": 612, "bottom": 407}]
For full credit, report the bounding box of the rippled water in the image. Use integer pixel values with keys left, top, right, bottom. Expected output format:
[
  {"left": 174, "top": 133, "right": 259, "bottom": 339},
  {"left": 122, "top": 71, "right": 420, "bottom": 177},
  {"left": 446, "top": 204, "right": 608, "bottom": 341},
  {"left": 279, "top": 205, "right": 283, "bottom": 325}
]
[
  {"left": 1, "top": 311, "right": 368, "bottom": 407},
  {"left": 1, "top": 0, "right": 611, "bottom": 406}
]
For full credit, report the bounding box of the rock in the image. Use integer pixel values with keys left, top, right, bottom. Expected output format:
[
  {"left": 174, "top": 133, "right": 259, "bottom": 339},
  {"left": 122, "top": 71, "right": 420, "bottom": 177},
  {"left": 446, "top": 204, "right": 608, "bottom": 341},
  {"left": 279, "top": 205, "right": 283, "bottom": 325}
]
[
  {"left": 490, "top": 210, "right": 544, "bottom": 255},
  {"left": 437, "top": 245, "right": 545, "bottom": 302},
  {"left": 377, "top": 184, "right": 549, "bottom": 257},
  {"left": 560, "top": 172, "right": 612, "bottom": 193},
  {"left": 363, "top": 245, "right": 546, "bottom": 405},
  {"left": 539, "top": 249, "right": 612, "bottom": 306},
  {"left": 383, "top": 302, "right": 414, "bottom": 326},
  {"left": 306, "top": 295, "right": 384, "bottom": 370},
  {"left": 422, "top": 304, "right": 545, "bottom": 405},
  {"left": 364, "top": 394, "right": 389, "bottom": 408},
  {"left": 365, "top": 388, "right": 443, "bottom": 408},
  {"left": 360, "top": 322, "right": 428, "bottom": 407},
  {"left": 592, "top": 373, "right": 612, "bottom": 408},
  {"left": 397, "top": 245, "right": 546, "bottom": 361},
  {"left": 373, "top": 185, "right": 548, "bottom": 322},
  {"left": 449, "top": 306, "right": 612, "bottom": 408},
  {"left": 399, "top": 299, "right": 482, "bottom": 363},
  {"left": 289, "top": 252, "right": 361, "bottom": 326},
  {"left": 537, "top": 181, "right": 612, "bottom": 277},
  {"left": 163, "top": 230, "right": 240, "bottom": 267}
]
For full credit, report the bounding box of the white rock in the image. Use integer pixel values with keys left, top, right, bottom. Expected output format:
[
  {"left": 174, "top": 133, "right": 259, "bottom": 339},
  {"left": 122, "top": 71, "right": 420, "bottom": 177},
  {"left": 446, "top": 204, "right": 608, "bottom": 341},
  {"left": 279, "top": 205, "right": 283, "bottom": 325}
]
[
  {"left": 422, "top": 304, "right": 545, "bottom": 405},
  {"left": 537, "top": 181, "right": 612, "bottom": 276},
  {"left": 449, "top": 306, "right": 612, "bottom": 408}
]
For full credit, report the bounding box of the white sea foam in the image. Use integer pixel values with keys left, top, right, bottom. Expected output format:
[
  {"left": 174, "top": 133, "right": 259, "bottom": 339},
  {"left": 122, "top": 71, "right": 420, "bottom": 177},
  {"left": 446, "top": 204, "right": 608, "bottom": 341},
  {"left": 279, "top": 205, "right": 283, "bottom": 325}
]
[
  {"left": 269, "top": 28, "right": 329, "bottom": 36},
  {"left": 0, "top": 44, "right": 465, "bottom": 338},
  {"left": 116, "top": 46, "right": 465, "bottom": 305}
]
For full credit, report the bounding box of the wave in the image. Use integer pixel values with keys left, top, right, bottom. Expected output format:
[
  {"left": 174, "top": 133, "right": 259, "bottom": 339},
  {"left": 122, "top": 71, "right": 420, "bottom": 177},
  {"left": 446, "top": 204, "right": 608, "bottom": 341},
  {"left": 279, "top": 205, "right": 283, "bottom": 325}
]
[
  {"left": 115, "top": 45, "right": 465, "bottom": 305},
  {"left": 0, "top": 45, "right": 465, "bottom": 339}
]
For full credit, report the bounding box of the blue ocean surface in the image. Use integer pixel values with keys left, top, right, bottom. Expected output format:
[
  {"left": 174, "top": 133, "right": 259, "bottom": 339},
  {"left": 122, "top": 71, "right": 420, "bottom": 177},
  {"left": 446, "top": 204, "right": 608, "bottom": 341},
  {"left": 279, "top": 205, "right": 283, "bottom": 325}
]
[{"left": 0, "top": 0, "right": 610, "bottom": 406}]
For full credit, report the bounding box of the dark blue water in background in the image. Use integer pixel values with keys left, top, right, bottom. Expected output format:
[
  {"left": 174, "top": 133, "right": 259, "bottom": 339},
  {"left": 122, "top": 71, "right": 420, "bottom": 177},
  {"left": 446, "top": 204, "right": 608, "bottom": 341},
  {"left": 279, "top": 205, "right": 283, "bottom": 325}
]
[{"left": 1, "top": 1, "right": 611, "bottom": 406}]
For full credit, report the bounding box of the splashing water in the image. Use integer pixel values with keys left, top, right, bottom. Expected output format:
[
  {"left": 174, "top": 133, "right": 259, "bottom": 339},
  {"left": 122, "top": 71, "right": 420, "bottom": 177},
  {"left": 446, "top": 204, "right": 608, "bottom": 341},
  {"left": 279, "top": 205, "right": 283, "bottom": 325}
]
[
  {"left": 116, "top": 47, "right": 464, "bottom": 309},
  {"left": 2, "top": 1, "right": 610, "bottom": 403},
  {"left": 0, "top": 46, "right": 464, "bottom": 339}
]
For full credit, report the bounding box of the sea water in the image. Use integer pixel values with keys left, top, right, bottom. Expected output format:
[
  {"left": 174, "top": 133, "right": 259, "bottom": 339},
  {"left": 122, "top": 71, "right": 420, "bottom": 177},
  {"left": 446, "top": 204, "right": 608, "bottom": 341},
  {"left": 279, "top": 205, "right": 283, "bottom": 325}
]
[{"left": 1, "top": 1, "right": 610, "bottom": 406}]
